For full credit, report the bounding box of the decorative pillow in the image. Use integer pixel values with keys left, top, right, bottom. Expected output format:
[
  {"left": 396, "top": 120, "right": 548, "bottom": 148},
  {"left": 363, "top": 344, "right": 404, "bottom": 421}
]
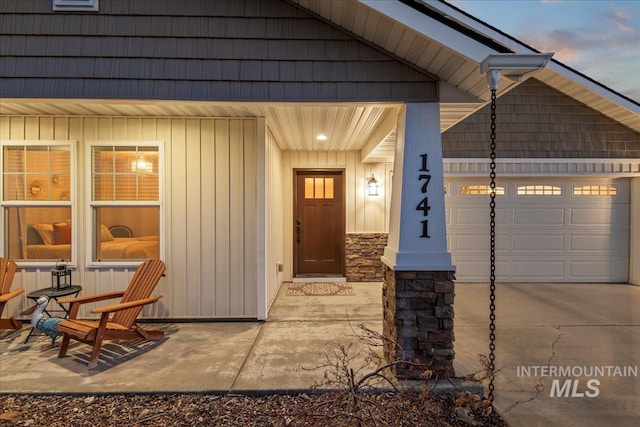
[
  {"left": 31, "top": 223, "right": 55, "bottom": 245},
  {"left": 54, "top": 222, "right": 72, "bottom": 245},
  {"left": 27, "top": 225, "right": 45, "bottom": 245},
  {"left": 101, "top": 224, "right": 114, "bottom": 242}
]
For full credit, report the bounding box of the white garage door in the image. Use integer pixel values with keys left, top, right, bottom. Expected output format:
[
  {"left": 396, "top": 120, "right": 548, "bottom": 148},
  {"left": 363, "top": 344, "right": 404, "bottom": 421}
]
[{"left": 446, "top": 178, "right": 630, "bottom": 283}]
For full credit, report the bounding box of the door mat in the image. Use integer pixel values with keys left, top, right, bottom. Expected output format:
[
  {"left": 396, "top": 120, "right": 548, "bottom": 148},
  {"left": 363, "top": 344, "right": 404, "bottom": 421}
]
[{"left": 286, "top": 282, "right": 355, "bottom": 296}]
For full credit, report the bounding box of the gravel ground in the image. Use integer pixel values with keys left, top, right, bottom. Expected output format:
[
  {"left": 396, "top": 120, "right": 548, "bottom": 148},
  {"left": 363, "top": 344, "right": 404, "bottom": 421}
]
[{"left": 0, "top": 391, "right": 506, "bottom": 426}]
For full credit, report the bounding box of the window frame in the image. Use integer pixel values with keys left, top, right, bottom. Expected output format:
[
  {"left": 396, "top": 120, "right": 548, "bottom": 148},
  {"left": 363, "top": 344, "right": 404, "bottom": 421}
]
[
  {"left": 516, "top": 184, "right": 563, "bottom": 196},
  {"left": 1, "top": 140, "right": 77, "bottom": 266},
  {"left": 572, "top": 184, "right": 618, "bottom": 197},
  {"left": 86, "top": 141, "right": 164, "bottom": 267},
  {"left": 459, "top": 184, "right": 506, "bottom": 196}
]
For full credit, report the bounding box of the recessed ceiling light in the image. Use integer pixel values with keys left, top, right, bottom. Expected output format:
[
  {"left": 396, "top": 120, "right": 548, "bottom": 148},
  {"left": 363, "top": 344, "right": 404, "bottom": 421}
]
[{"left": 316, "top": 134, "right": 328, "bottom": 141}]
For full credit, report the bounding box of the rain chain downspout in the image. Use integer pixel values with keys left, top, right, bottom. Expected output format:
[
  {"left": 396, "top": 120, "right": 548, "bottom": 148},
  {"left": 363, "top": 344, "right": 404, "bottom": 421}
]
[
  {"left": 488, "top": 76, "right": 498, "bottom": 405},
  {"left": 480, "top": 53, "right": 554, "bottom": 408}
]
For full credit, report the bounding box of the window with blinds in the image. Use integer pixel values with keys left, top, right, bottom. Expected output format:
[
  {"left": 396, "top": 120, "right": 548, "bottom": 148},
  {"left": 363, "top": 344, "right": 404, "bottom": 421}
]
[
  {"left": 89, "top": 144, "right": 162, "bottom": 263},
  {"left": 92, "top": 146, "right": 159, "bottom": 201},
  {"left": 1, "top": 142, "right": 74, "bottom": 263}
]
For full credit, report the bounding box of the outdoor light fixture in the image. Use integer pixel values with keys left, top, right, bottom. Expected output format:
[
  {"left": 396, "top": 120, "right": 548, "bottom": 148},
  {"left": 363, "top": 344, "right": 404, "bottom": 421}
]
[
  {"left": 316, "top": 133, "right": 328, "bottom": 141},
  {"left": 480, "top": 52, "right": 553, "bottom": 407},
  {"left": 367, "top": 174, "right": 379, "bottom": 196}
]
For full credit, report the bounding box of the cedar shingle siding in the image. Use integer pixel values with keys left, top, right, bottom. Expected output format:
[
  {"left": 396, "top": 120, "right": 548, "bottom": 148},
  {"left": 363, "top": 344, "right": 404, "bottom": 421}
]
[
  {"left": 442, "top": 79, "right": 640, "bottom": 159},
  {"left": 0, "top": 0, "right": 437, "bottom": 102}
]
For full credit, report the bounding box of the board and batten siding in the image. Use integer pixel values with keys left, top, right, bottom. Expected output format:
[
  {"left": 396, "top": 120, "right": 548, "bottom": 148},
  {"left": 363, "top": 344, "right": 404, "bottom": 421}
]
[
  {"left": 265, "top": 127, "right": 285, "bottom": 313},
  {"left": 280, "top": 150, "right": 392, "bottom": 280},
  {"left": 1, "top": 115, "right": 259, "bottom": 319}
]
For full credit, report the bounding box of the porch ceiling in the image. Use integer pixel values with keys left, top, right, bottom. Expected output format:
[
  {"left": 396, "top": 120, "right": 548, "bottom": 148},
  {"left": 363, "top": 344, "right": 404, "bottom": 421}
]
[{"left": 0, "top": 99, "right": 410, "bottom": 161}]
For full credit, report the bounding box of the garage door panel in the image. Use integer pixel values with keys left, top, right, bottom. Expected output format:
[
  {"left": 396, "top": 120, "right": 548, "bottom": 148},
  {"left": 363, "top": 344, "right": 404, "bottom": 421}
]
[
  {"left": 513, "top": 208, "right": 564, "bottom": 225},
  {"left": 455, "top": 233, "right": 508, "bottom": 252},
  {"left": 569, "top": 259, "right": 628, "bottom": 281},
  {"left": 456, "top": 234, "right": 486, "bottom": 252},
  {"left": 456, "top": 208, "right": 508, "bottom": 225},
  {"left": 570, "top": 234, "right": 629, "bottom": 254},
  {"left": 570, "top": 208, "right": 629, "bottom": 226},
  {"left": 452, "top": 258, "right": 508, "bottom": 281},
  {"left": 446, "top": 178, "right": 629, "bottom": 283},
  {"left": 513, "top": 234, "right": 564, "bottom": 251},
  {"left": 513, "top": 260, "right": 565, "bottom": 279}
]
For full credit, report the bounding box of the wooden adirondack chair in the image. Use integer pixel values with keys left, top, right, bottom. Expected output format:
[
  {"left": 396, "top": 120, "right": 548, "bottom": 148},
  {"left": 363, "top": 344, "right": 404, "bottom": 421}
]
[
  {"left": 0, "top": 257, "right": 24, "bottom": 330},
  {"left": 56, "top": 259, "right": 166, "bottom": 370}
]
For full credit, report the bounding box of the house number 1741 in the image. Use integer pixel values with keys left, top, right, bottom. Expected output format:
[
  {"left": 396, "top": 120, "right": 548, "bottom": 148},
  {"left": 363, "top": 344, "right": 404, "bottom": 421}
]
[{"left": 417, "top": 153, "right": 431, "bottom": 238}]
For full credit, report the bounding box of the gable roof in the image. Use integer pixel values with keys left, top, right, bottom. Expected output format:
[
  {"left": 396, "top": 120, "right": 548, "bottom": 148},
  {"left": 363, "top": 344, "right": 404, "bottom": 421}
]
[{"left": 289, "top": 0, "right": 639, "bottom": 133}]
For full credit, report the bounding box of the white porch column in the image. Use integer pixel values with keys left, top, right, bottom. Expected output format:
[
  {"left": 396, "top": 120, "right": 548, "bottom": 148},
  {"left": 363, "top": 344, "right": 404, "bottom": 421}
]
[
  {"left": 381, "top": 102, "right": 456, "bottom": 378},
  {"left": 382, "top": 102, "right": 454, "bottom": 271}
]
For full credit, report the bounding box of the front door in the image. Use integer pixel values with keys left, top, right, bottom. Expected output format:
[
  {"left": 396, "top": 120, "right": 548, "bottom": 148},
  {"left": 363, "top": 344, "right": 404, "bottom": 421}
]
[{"left": 294, "top": 170, "right": 345, "bottom": 277}]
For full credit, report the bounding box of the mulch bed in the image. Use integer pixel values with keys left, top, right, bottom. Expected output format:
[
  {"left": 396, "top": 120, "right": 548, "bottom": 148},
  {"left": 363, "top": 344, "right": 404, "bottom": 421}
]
[{"left": 0, "top": 391, "right": 506, "bottom": 426}]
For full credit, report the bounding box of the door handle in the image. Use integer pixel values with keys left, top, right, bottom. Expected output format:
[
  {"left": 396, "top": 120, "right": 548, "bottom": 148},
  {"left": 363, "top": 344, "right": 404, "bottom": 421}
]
[{"left": 296, "top": 219, "right": 302, "bottom": 243}]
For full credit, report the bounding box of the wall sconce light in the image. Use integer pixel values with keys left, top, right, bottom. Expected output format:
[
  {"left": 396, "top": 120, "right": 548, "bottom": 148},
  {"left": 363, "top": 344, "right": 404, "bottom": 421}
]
[
  {"left": 367, "top": 174, "right": 379, "bottom": 196},
  {"left": 131, "top": 156, "right": 153, "bottom": 175}
]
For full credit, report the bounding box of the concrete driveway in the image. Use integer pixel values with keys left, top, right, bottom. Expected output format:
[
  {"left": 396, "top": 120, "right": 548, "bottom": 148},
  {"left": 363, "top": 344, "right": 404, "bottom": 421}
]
[
  {"left": 1, "top": 282, "right": 638, "bottom": 426},
  {"left": 454, "top": 283, "right": 640, "bottom": 427}
]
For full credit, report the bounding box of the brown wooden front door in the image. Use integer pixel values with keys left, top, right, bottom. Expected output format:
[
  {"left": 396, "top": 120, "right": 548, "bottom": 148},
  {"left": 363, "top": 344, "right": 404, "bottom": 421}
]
[{"left": 294, "top": 170, "right": 345, "bottom": 277}]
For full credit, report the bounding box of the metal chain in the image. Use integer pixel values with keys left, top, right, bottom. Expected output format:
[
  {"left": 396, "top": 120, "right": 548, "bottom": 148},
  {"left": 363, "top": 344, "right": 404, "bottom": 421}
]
[{"left": 488, "top": 88, "right": 497, "bottom": 405}]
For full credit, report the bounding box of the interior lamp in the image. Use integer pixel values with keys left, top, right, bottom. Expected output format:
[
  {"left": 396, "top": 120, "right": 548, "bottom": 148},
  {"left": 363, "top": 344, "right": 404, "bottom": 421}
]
[
  {"left": 131, "top": 156, "right": 153, "bottom": 174},
  {"left": 367, "top": 174, "right": 379, "bottom": 196}
]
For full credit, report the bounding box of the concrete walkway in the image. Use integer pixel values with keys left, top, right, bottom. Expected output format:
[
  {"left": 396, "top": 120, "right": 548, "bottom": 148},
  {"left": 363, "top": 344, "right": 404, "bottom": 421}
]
[
  {"left": 1, "top": 282, "right": 639, "bottom": 426},
  {"left": 0, "top": 282, "right": 384, "bottom": 394}
]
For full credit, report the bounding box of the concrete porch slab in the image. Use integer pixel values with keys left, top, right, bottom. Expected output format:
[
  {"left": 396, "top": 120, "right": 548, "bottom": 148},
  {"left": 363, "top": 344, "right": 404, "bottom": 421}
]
[{"left": 1, "top": 281, "right": 639, "bottom": 427}]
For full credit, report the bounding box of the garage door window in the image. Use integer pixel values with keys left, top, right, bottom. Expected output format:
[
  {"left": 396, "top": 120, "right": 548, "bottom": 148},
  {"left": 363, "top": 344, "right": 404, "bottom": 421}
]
[
  {"left": 573, "top": 185, "right": 617, "bottom": 196},
  {"left": 517, "top": 185, "right": 562, "bottom": 196},
  {"left": 460, "top": 185, "right": 505, "bottom": 196}
]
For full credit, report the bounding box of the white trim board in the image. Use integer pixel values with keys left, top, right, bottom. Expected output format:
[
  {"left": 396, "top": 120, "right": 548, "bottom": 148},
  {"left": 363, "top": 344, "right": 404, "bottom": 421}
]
[{"left": 444, "top": 159, "right": 640, "bottom": 177}]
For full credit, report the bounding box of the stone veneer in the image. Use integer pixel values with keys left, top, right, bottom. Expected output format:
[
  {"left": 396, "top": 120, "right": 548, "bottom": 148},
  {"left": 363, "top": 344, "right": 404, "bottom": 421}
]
[
  {"left": 345, "top": 233, "right": 388, "bottom": 282},
  {"left": 382, "top": 267, "right": 455, "bottom": 378}
]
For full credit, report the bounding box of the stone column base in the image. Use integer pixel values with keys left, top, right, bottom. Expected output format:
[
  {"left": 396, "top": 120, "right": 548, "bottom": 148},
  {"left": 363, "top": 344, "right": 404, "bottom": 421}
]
[{"left": 382, "top": 266, "right": 456, "bottom": 379}]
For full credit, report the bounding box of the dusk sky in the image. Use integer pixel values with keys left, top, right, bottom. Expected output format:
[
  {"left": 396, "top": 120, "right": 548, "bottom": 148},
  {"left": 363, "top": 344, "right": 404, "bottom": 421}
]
[{"left": 451, "top": 0, "right": 640, "bottom": 101}]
